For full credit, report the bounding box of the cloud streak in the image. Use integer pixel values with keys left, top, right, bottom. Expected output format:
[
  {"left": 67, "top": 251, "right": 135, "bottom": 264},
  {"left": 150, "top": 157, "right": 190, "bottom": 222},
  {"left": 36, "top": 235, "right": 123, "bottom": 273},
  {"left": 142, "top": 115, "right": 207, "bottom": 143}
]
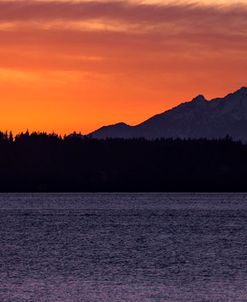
[
  {"left": 0, "top": 1, "right": 245, "bottom": 53},
  {"left": 0, "top": 0, "right": 246, "bottom": 25}
]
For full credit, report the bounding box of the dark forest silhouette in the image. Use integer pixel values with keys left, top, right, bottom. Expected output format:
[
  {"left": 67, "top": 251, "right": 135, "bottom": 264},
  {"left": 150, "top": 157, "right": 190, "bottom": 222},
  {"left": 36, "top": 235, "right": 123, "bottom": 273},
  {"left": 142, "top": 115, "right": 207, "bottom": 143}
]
[{"left": 0, "top": 131, "right": 246, "bottom": 192}]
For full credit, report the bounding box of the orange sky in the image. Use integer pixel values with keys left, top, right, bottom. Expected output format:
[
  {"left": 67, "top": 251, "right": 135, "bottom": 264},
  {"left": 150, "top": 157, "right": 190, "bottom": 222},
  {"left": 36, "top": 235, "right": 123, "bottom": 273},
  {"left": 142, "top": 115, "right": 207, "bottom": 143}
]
[{"left": 0, "top": 0, "right": 247, "bottom": 134}]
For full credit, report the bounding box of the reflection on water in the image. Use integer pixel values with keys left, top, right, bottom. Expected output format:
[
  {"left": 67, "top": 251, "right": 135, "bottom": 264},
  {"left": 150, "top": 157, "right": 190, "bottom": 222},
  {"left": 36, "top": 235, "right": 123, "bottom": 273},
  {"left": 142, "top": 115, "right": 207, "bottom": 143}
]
[{"left": 0, "top": 193, "right": 247, "bottom": 302}]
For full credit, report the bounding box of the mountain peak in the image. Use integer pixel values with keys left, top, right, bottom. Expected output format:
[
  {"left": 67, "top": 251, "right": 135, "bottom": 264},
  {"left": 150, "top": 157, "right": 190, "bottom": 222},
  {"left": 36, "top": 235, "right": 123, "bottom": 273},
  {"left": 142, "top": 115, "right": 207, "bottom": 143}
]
[
  {"left": 225, "top": 86, "right": 247, "bottom": 101},
  {"left": 192, "top": 94, "right": 206, "bottom": 103},
  {"left": 113, "top": 122, "right": 129, "bottom": 128},
  {"left": 236, "top": 86, "right": 247, "bottom": 95}
]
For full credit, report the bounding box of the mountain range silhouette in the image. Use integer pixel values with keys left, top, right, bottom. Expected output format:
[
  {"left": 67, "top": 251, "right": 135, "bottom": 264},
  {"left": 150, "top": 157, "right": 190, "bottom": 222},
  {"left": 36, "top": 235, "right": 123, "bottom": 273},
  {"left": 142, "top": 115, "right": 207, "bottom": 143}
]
[{"left": 91, "top": 87, "right": 247, "bottom": 142}]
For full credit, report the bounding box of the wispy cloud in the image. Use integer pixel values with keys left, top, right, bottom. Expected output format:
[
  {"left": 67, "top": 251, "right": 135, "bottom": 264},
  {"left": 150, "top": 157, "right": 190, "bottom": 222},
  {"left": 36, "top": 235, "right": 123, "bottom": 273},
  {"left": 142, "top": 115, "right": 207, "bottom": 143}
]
[
  {"left": 0, "top": 0, "right": 246, "bottom": 57},
  {"left": 0, "top": 0, "right": 246, "bottom": 25}
]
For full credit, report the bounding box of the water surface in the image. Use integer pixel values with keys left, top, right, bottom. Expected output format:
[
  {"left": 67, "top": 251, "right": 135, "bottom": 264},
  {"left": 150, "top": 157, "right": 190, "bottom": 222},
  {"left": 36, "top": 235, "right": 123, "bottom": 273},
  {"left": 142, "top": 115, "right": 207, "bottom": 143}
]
[{"left": 0, "top": 193, "right": 247, "bottom": 302}]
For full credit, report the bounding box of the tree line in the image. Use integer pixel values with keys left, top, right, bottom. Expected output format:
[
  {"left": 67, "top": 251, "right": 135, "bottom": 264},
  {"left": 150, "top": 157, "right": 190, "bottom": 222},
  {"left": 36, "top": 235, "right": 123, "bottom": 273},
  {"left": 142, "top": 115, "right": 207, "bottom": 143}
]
[{"left": 0, "top": 131, "right": 246, "bottom": 192}]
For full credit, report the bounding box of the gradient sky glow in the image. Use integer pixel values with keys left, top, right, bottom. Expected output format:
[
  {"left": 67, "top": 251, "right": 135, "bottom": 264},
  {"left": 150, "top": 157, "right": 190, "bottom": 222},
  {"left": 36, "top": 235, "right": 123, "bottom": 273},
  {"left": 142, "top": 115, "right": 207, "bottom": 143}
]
[{"left": 1, "top": 0, "right": 247, "bottom": 134}]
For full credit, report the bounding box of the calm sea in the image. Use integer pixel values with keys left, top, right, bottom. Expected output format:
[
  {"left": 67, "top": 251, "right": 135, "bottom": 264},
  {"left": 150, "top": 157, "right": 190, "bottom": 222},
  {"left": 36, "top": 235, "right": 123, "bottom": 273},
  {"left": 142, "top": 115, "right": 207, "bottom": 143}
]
[{"left": 0, "top": 193, "right": 247, "bottom": 302}]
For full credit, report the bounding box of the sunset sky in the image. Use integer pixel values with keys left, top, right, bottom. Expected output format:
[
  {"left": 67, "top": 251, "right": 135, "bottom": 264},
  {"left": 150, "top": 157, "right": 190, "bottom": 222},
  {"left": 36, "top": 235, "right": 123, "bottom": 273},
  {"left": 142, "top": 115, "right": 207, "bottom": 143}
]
[{"left": 1, "top": 0, "right": 247, "bottom": 134}]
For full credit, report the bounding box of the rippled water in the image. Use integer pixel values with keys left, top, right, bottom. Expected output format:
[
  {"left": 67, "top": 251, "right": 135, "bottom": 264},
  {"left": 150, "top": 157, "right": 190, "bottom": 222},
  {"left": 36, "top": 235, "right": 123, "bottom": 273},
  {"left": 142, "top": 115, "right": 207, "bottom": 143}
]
[{"left": 1, "top": 193, "right": 247, "bottom": 302}]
